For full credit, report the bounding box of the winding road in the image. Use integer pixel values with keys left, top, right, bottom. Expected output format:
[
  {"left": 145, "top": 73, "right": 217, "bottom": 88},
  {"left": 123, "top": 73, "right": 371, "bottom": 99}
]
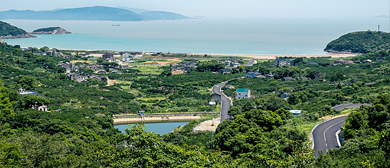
[
  {"left": 212, "top": 82, "right": 232, "bottom": 122},
  {"left": 210, "top": 59, "right": 256, "bottom": 122},
  {"left": 312, "top": 103, "right": 373, "bottom": 157},
  {"left": 313, "top": 116, "right": 345, "bottom": 157}
]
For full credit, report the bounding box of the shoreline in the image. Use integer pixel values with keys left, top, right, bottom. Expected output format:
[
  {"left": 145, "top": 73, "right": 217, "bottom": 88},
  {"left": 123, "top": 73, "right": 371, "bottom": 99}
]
[
  {"left": 57, "top": 49, "right": 360, "bottom": 60},
  {"left": 190, "top": 53, "right": 360, "bottom": 59},
  {"left": 0, "top": 40, "right": 360, "bottom": 59}
]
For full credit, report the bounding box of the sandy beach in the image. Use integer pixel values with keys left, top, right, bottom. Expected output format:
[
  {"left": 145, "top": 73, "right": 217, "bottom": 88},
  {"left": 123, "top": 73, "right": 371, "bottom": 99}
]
[
  {"left": 67, "top": 49, "right": 359, "bottom": 60},
  {"left": 191, "top": 53, "right": 359, "bottom": 59}
]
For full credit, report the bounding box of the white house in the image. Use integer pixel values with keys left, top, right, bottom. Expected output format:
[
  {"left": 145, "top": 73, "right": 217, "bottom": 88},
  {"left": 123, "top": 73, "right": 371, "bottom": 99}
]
[
  {"left": 121, "top": 53, "right": 132, "bottom": 62},
  {"left": 18, "top": 88, "right": 48, "bottom": 112},
  {"left": 236, "top": 88, "right": 250, "bottom": 100}
]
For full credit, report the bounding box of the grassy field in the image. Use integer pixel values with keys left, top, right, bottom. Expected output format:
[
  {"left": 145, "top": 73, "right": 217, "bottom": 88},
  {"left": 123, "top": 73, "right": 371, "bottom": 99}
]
[
  {"left": 139, "top": 97, "right": 166, "bottom": 101},
  {"left": 116, "top": 80, "right": 132, "bottom": 84},
  {"left": 132, "top": 66, "right": 160, "bottom": 74}
]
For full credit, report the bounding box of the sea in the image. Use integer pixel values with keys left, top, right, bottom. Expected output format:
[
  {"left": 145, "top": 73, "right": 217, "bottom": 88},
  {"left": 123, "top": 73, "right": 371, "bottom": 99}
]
[{"left": 3, "top": 18, "right": 389, "bottom": 55}]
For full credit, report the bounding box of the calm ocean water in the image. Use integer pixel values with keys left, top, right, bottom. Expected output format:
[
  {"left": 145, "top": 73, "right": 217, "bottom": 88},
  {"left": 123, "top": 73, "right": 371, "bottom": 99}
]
[
  {"left": 3, "top": 18, "right": 389, "bottom": 55},
  {"left": 115, "top": 122, "right": 190, "bottom": 135}
]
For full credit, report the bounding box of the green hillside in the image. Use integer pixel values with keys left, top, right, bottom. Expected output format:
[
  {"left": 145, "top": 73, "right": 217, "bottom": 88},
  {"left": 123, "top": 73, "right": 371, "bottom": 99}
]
[
  {"left": 0, "top": 21, "right": 28, "bottom": 36},
  {"left": 324, "top": 31, "right": 390, "bottom": 54},
  {"left": 32, "top": 27, "right": 61, "bottom": 32},
  {"left": 2, "top": 40, "right": 390, "bottom": 166}
]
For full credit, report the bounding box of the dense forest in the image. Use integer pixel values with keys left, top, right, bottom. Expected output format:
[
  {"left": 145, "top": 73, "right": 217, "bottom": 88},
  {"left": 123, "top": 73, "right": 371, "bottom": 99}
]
[
  {"left": 324, "top": 31, "right": 390, "bottom": 54},
  {"left": 0, "top": 21, "right": 28, "bottom": 37},
  {"left": 1, "top": 37, "right": 390, "bottom": 166}
]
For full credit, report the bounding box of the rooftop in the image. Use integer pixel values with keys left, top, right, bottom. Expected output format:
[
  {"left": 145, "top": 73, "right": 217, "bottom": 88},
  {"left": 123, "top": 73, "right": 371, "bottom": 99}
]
[{"left": 237, "top": 88, "right": 249, "bottom": 92}]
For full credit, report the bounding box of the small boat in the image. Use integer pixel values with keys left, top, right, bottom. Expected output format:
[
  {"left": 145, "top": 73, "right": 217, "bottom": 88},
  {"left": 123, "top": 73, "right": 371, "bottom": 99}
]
[{"left": 112, "top": 24, "right": 120, "bottom": 26}]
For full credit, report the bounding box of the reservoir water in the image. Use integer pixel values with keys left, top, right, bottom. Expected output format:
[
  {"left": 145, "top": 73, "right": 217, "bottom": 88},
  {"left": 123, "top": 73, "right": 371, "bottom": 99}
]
[
  {"left": 3, "top": 18, "right": 389, "bottom": 55},
  {"left": 115, "top": 121, "right": 190, "bottom": 135}
]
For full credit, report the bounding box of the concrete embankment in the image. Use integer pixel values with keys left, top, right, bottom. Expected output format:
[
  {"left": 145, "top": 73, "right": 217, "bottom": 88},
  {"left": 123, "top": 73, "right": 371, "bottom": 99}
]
[
  {"left": 193, "top": 118, "right": 221, "bottom": 132},
  {"left": 113, "top": 112, "right": 219, "bottom": 125}
]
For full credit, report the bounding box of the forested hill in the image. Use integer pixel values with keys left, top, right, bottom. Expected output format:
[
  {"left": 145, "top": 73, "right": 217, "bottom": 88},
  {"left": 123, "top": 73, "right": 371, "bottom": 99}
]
[
  {"left": 32, "top": 27, "right": 61, "bottom": 32},
  {"left": 0, "top": 6, "right": 189, "bottom": 21},
  {"left": 0, "top": 20, "right": 28, "bottom": 36},
  {"left": 324, "top": 31, "right": 390, "bottom": 54}
]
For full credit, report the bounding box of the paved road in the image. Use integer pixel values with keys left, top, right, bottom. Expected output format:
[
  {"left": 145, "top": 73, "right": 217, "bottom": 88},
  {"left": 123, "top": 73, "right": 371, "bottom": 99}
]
[
  {"left": 332, "top": 103, "right": 372, "bottom": 111},
  {"left": 211, "top": 59, "right": 255, "bottom": 122},
  {"left": 313, "top": 116, "right": 346, "bottom": 157},
  {"left": 212, "top": 82, "right": 232, "bottom": 122},
  {"left": 246, "top": 59, "right": 257, "bottom": 66}
]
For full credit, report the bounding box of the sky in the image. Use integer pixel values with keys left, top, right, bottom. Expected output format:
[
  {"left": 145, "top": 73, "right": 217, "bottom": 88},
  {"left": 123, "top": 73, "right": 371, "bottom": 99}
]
[{"left": 1, "top": 0, "right": 390, "bottom": 18}]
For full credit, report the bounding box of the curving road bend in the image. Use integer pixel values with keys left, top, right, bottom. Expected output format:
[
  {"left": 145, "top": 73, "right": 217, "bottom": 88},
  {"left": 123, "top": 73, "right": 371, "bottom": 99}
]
[
  {"left": 212, "top": 81, "right": 232, "bottom": 122},
  {"left": 313, "top": 116, "right": 346, "bottom": 157}
]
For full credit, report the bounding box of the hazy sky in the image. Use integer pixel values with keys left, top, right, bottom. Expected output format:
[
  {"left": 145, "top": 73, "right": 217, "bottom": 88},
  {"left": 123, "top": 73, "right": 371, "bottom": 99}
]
[{"left": 2, "top": 0, "right": 390, "bottom": 18}]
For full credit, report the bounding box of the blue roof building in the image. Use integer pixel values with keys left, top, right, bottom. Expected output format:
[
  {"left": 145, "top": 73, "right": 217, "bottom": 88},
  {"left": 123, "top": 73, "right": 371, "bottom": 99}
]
[{"left": 236, "top": 88, "right": 250, "bottom": 100}]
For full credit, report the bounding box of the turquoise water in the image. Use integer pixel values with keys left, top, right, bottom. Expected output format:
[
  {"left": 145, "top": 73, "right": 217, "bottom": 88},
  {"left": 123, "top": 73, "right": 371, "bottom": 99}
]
[
  {"left": 2, "top": 18, "right": 389, "bottom": 55},
  {"left": 115, "top": 121, "right": 190, "bottom": 135}
]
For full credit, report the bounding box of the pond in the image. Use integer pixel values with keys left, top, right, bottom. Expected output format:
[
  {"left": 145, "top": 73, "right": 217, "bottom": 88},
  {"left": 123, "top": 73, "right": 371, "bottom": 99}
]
[{"left": 115, "top": 121, "right": 190, "bottom": 135}]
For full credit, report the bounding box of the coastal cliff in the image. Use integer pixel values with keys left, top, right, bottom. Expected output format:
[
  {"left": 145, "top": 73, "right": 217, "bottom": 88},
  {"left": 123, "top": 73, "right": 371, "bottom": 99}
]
[{"left": 31, "top": 27, "right": 71, "bottom": 35}]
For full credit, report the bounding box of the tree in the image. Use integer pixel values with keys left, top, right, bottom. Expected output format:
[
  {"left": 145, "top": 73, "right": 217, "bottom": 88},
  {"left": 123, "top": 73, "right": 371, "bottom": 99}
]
[
  {"left": 244, "top": 109, "right": 283, "bottom": 130},
  {"left": 306, "top": 70, "right": 321, "bottom": 80},
  {"left": 275, "top": 108, "right": 294, "bottom": 120},
  {"left": 279, "top": 87, "right": 292, "bottom": 93},
  {"left": 196, "top": 61, "right": 225, "bottom": 72},
  {"left": 264, "top": 96, "right": 288, "bottom": 111},
  {"left": 82, "top": 67, "right": 94, "bottom": 75},
  {"left": 343, "top": 112, "right": 367, "bottom": 139},
  {"left": 242, "top": 101, "right": 255, "bottom": 112},
  {"left": 0, "top": 92, "right": 14, "bottom": 121},
  {"left": 21, "top": 95, "right": 49, "bottom": 109},
  {"left": 228, "top": 106, "right": 242, "bottom": 117},
  {"left": 39, "top": 46, "right": 49, "bottom": 52},
  {"left": 18, "top": 76, "right": 36, "bottom": 90},
  {"left": 160, "top": 69, "right": 172, "bottom": 77},
  {"left": 379, "top": 123, "right": 390, "bottom": 159},
  {"left": 97, "top": 58, "right": 104, "bottom": 64},
  {"left": 331, "top": 72, "right": 346, "bottom": 81}
]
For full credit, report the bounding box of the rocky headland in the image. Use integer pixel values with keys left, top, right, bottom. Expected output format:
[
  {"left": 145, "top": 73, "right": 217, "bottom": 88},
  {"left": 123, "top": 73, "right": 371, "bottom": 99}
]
[{"left": 31, "top": 27, "right": 71, "bottom": 35}]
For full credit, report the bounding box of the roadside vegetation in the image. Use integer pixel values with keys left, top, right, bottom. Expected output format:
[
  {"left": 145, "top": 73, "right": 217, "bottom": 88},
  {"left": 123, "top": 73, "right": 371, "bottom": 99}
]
[{"left": 1, "top": 33, "right": 390, "bottom": 166}]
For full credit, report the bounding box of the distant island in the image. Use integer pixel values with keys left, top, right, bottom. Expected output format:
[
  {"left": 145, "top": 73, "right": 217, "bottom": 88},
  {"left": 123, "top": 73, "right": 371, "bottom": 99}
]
[
  {"left": 0, "top": 21, "right": 36, "bottom": 39},
  {"left": 0, "top": 6, "right": 189, "bottom": 21},
  {"left": 0, "top": 21, "right": 72, "bottom": 39},
  {"left": 324, "top": 31, "right": 390, "bottom": 54},
  {"left": 32, "top": 27, "right": 71, "bottom": 35}
]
